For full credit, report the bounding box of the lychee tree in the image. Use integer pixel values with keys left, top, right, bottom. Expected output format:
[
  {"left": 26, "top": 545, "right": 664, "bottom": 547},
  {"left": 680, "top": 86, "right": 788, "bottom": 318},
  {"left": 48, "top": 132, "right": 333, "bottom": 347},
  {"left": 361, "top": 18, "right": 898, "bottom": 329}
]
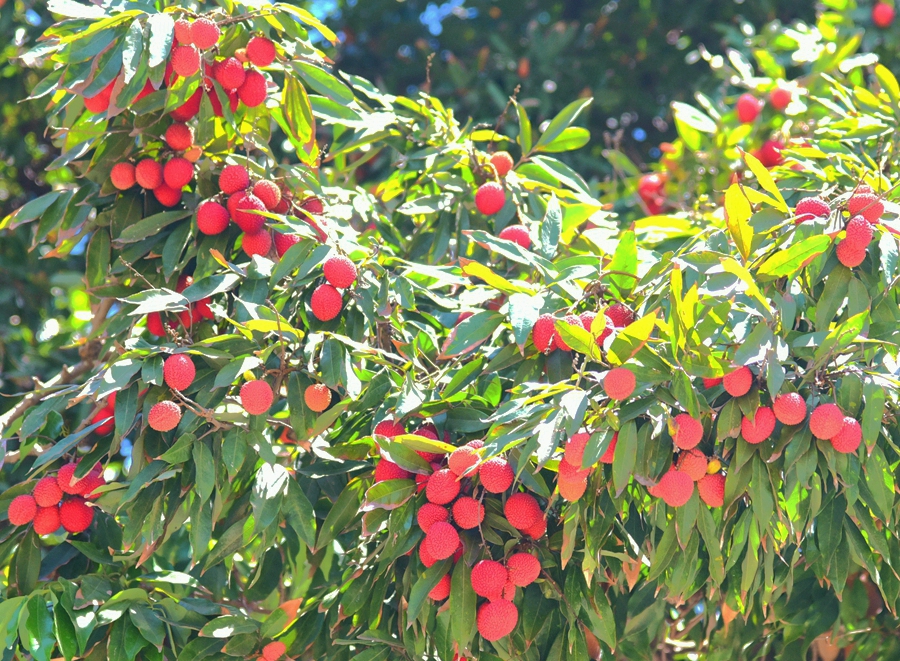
[{"left": 3, "top": 2, "right": 900, "bottom": 661}]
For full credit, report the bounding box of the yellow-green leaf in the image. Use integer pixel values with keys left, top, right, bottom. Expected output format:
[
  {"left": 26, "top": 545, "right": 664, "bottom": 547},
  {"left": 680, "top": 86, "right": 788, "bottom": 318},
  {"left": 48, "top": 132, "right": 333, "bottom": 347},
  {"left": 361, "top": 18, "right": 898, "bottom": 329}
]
[
  {"left": 607, "top": 311, "right": 658, "bottom": 365},
  {"left": 724, "top": 184, "right": 753, "bottom": 261},
  {"left": 742, "top": 151, "right": 788, "bottom": 212},
  {"left": 757, "top": 235, "right": 832, "bottom": 279}
]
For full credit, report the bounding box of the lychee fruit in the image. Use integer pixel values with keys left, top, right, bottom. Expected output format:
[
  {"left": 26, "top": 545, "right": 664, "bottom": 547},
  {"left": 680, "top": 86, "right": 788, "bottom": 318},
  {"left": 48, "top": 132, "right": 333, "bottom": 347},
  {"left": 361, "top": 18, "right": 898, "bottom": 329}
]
[
  {"left": 498, "top": 225, "right": 530, "bottom": 249},
  {"left": 231, "top": 192, "right": 267, "bottom": 233},
  {"left": 702, "top": 377, "right": 723, "bottom": 389},
  {"left": 848, "top": 193, "right": 883, "bottom": 224},
  {"left": 252, "top": 180, "right": 282, "bottom": 211},
  {"left": 741, "top": 406, "right": 776, "bottom": 444},
  {"left": 831, "top": 417, "right": 862, "bottom": 454},
  {"left": 33, "top": 506, "right": 60, "bottom": 535},
  {"left": 698, "top": 472, "right": 725, "bottom": 507},
  {"left": 111, "top": 162, "right": 136, "bottom": 190},
  {"left": 794, "top": 196, "right": 830, "bottom": 224},
  {"left": 164, "top": 354, "right": 196, "bottom": 391},
  {"left": 604, "top": 302, "right": 634, "bottom": 328},
  {"left": 135, "top": 159, "right": 164, "bottom": 189},
  {"left": 304, "top": 384, "right": 332, "bottom": 412},
  {"left": 238, "top": 70, "right": 268, "bottom": 107},
  {"left": 503, "top": 492, "right": 541, "bottom": 530},
  {"left": 810, "top": 403, "right": 844, "bottom": 440},
  {"left": 91, "top": 407, "right": 115, "bottom": 436},
  {"left": 164, "top": 157, "right": 194, "bottom": 189},
  {"left": 579, "top": 311, "right": 614, "bottom": 346},
  {"left": 170, "top": 87, "right": 202, "bottom": 121},
  {"left": 274, "top": 232, "right": 300, "bottom": 258},
  {"left": 773, "top": 392, "right": 806, "bottom": 426},
  {"left": 477, "top": 600, "right": 518, "bottom": 641},
  {"left": 59, "top": 497, "right": 93, "bottom": 533},
  {"left": 171, "top": 45, "right": 201, "bottom": 77},
  {"left": 506, "top": 552, "right": 540, "bottom": 587},
  {"left": 563, "top": 432, "right": 590, "bottom": 468},
  {"left": 83, "top": 80, "right": 114, "bottom": 114},
  {"left": 723, "top": 366, "right": 753, "bottom": 397},
  {"left": 33, "top": 475, "right": 63, "bottom": 508},
  {"left": 603, "top": 367, "right": 636, "bottom": 400},
  {"left": 323, "top": 255, "right": 358, "bottom": 289},
  {"left": 417, "top": 503, "right": 450, "bottom": 533},
  {"left": 672, "top": 413, "right": 702, "bottom": 449},
  {"left": 261, "top": 641, "right": 286, "bottom": 661},
  {"left": 8, "top": 494, "right": 37, "bottom": 525},
  {"left": 419, "top": 541, "right": 437, "bottom": 567},
  {"left": 452, "top": 496, "right": 484, "bottom": 529},
  {"left": 480, "top": 457, "right": 514, "bottom": 493},
  {"left": 310, "top": 284, "right": 343, "bottom": 321},
  {"left": 374, "top": 420, "right": 405, "bottom": 438},
  {"left": 471, "top": 560, "right": 508, "bottom": 600},
  {"left": 246, "top": 36, "right": 277, "bottom": 67},
  {"left": 532, "top": 314, "right": 559, "bottom": 352},
  {"left": 655, "top": 469, "right": 693, "bottom": 507},
  {"left": 599, "top": 432, "right": 618, "bottom": 464},
  {"left": 429, "top": 574, "right": 451, "bottom": 601},
  {"left": 242, "top": 230, "right": 273, "bottom": 258},
  {"left": 736, "top": 93, "right": 762, "bottom": 123},
  {"left": 425, "top": 521, "right": 459, "bottom": 560},
  {"left": 190, "top": 17, "right": 221, "bottom": 49},
  {"left": 148, "top": 401, "right": 182, "bottom": 431},
  {"left": 219, "top": 164, "right": 250, "bottom": 194},
  {"left": 153, "top": 184, "right": 183, "bottom": 207},
  {"left": 197, "top": 200, "right": 230, "bottom": 235},
  {"left": 769, "top": 87, "right": 791, "bottom": 111},
  {"left": 874, "top": 2, "right": 896, "bottom": 28},
  {"left": 174, "top": 18, "right": 193, "bottom": 45},
  {"left": 844, "top": 215, "right": 874, "bottom": 249},
  {"left": 558, "top": 477, "right": 587, "bottom": 502},
  {"left": 448, "top": 445, "right": 480, "bottom": 477},
  {"left": 490, "top": 151, "right": 514, "bottom": 177},
  {"left": 240, "top": 380, "right": 273, "bottom": 415},
  {"left": 475, "top": 182, "right": 506, "bottom": 215},
  {"left": 836, "top": 240, "right": 866, "bottom": 268},
  {"left": 373, "top": 460, "right": 410, "bottom": 482},
  {"left": 524, "top": 517, "right": 547, "bottom": 538},
  {"left": 676, "top": 449, "right": 708, "bottom": 481},
  {"left": 426, "top": 469, "right": 461, "bottom": 505},
  {"left": 213, "top": 57, "right": 247, "bottom": 91},
  {"left": 165, "top": 123, "right": 194, "bottom": 151}
]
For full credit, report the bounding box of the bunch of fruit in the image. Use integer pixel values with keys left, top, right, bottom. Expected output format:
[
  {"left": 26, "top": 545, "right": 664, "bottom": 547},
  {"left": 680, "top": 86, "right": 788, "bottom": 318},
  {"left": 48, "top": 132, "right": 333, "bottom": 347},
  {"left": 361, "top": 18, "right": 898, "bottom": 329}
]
[{"left": 8, "top": 463, "right": 105, "bottom": 535}]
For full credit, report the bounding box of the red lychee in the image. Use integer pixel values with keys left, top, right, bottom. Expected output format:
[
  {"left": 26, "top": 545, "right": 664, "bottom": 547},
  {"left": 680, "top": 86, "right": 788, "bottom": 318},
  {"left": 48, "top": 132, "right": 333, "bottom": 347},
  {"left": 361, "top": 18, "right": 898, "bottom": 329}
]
[
  {"left": 83, "top": 80, "right": 114, "bottom": 114},
  {"left": 769, "top": 87, "right": 791, "bottom": 111},
  {"left": 310, "top": 284, "right": 343, "bottom": 321},
  {"left": 676, "top": 449, "right": 708, "bottom": 482},
  {"left": 136, "top": 159, "right": 164, "bottom": 190},
  {"left": 558, "top": 476, "right": 587, "bottom": 502},
  {"left": 146, "top": 311, "right": 166, "bottom": 336},
  {"left": 475, "top": 182, "right": 506, "bottom": 215},
  {"left": 831, "top": 417, "right": 862, "bottom": 454},
  {"left": 171, "top": 45, "right": 201, "bottom": 77},
  {"left": 33, "top": 475, "right": 63, "bottom": 508},
  {"left": 524, "top": 516, "right": 547, "bottom": 538},
  {"left": 425, "top": 521, "right": 459, "bottom": 560},
  {"left": 480, "top": 457, "right": 514, "bottom": 493},
  {"left": 163, "top": 157, "right": 194, "bottom": 189},
  {"left": 599, "top": 432, "right": 618, "bottom": 464},
  {"left": 240, "top": 380, "right": 273, "bottom": 415},
  {"left": 153, "top": 184, "right": 182, "bottom": 207},
  {"left": 604, "top": 302, "right": 634, "bottom": 328},
  {"left": 426, "top": 469, "right": 461, "bottom": 505},
  {"left": 477, "top": 600, "right": 518, "bottom": 641},
  {"left": 698, "top": 472, "right": 725, "bottom": 507},
  {"left": 419, "top": 541, "right": 437, "bottom": 567},
  {"left": 794, "top": 196, "right": 829, "bottom": 224},
  {"left": 304, "top": 384, "right": 331, "bottom": 412},
  {"left": 773, "top": 392, "right": 806, "bottom": 426},
  {"left": 672, "top": 413, "right": 703, "bottom": 450},
  {"left": 261, "top": 641, "right": 286, "bottom": 661},
  {"left": 452, "top": 496, "right": 484, "bottom": 529},
  {"left": 242, "top": 230, "right": 273, "bottom": 258},
  {"left": 429, "top": 574, "right": 451, "bottom": 601},
  {"left": 504, "top": 492, "right": 541, "bottom": 530},
  {"left": 252, "top": 180, "right": 282, "bottom": 211},
  {"left": 374, "top": 420, "right": 405, "bottom": 438},
  {"left": 231, "top": 192, "right": 267, "bottom": 233},
  {"left": 170, "top": 88, "right": 202, "bottom": 121},
  {"left": 723, "top": 366, "right": 753, "bottom": 397},
  {"left": 506, "top": 552, "right": 540, "bottom": 587},
  {"left": 532, "top": 314, "right": 559, "bottom": 352},
  {"left": 848, "top": 193, "right": 883, "bottom": 224},
  {"left": 238, "top": 70, "right": 268, "bottom": 107},
  {"left": 214, "top": 57, "right": 247, "bottom": 91},
  {"left": 498, "top": 225, "right": 530, "bottom": 249},
  {"left": 373, "top": 459, "right": 410, "bottom": 482},
  {"left": 148, "top": 401, "right": 182, "bottom": 431},
  {"left": 844, "top": 215, "right": 873, "bottom": 250},
  {"left": 810, "top": 403, "right": 844, "bottom": 440},
  {"left": 197, "top": 200, "right": 230, "bottom": 235},
  {"left": 448, "top": 445, "right": 480, "bottom": 477},
  {"left": 8, "top": 494, "right": 37, "bottom": 525},
  {"left": 91, "top": 407, "right": 115, "bottom": 436},
  {"left": 655, "top": 469, "right": 693, "bottom": 507},
  {"left": 246, "top": 36, "right": 277, "bottom": 67},
  {"left": 111, "top": 162, "right": 136, "bottom": 190},
  {"left": 703, "top": 377, "right": 723, "bottom": 389},
  {"left": 564, "top": 432, "right": 590, "bottom": 468},
  {"left": 219, "top": 164, "right": 250, "bottom": 194},
  {"left": 471, "top": 559, "right": 508, "bottom": 600},
  {"left": 490, "top": 151, "right": 514, "bottom": 177},
  {"left": 558, "top": 458, "right": 591, "bottom": 483},
  {"left": 274, "top": 232, "right": 300, "bottom": 258},
  {"left": 33, "top": 506, "right": 60, "bottom": 535},
  {"left": 736, "top": 93, "right": 762, "bottom": 123},
  {"left": 741, "top": 406, "right": 776, "bottom": 444},
  {"left": 836, "top": 240, "right": 866, "bottom": 268},
  {"left": 164, "top": 354, "right": 196, "bottom": 391},
  {"left": 190, "top": 17, "right": 221, "bottom": 49},
  {"left": 874, "top": 2, "right": 896, "bottom": 27},
  {"left": 174, "top": 18, "right": 193, "bottom": 45},
  {"left": 165, "top": 123, "right": 194, "bottom": 151},
  {"left": 60, "top": 497, "right": 93, "bottom": 533},
  {"left": 323, "top": 255, "right": 358, "bottom": 289},
  {"left": 417, "top": 502, "right": 450, "bottom": 533},
  {"left": 603, "top": 367, "right": 636, "bottom": 400}
]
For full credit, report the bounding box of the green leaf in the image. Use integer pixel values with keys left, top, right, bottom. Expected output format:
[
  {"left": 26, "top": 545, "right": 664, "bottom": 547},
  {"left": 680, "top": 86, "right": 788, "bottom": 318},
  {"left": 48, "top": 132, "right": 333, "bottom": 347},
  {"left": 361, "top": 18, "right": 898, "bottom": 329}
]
[
  {"left": 292, "top": 61, "right": 354, "bottom": 105},
  {"left": 199, "top": 615, "right": 258, "bottom": 638},
  {"left": 724, "top": 184, "right": 753, "bottom": 261},
  {"left": 86, "top": 228, "right": 110, "bottom": 288},
  {"left": 607, "top": 312, "right": 657, "bottom": 365},
  {"left": 539, "top": 194, "right": 561, "bottom": 259},
  {"left": 450, "top": 560, "right": 477, "bottom": 650},
  {"left": 612, "top": 420, "right": 637, "bottom": 495},
  {"left": 19, "top": 594, "right": 55, "bottom": 661},
  {"left": 535, "top": 97, "right": 592, "bottom": 151},
  {"left": 535, "top": 126, "right": 590, "bottom": 153},
  {"left": 13, "top": 529, "right": 41, "bottom": 596},
  {"left": 608, "top": 229, "right": 637, "bottom": 295},
  {"left": 145, "top": 13, "right": 174, "bottom": 70},
  {"left": 315, "top": 481, "right": 361, "bottom": 551},
  {"left": 115, "top": 209, "right": 190, "bottom": 243},
  {"left": 192, "top": 441, "right": 216, "bottom": 505},
  {"left": 671, "top": 101, "right": 717, "bottom": 133},
  {"left": 362, "top": 479, "right": 415, "bottom": 511},
  {"left": 742, "top": 150, "right": 788, "bottom": 211},
  {"left": 862, "top": 380, "right": 885, "bottom": 448},
  {"left": 757, "top": 235, "right": 831, "bottom": 279},
  {"left": 515, "top": 100, "right": 533, "bottom": 154},
  {"left": 408, "top": 559, "right": 452, "bottom": 623},
  {"left": 440, "top": 310, "right": 503, "bottom": 357},
  {"left": 815, "top": 265, "right": 851, "bottom": 330},
  {"left": 284, "top": 479, "right": 317, "bottom": 549},
  {"left": 252, "top": 463, "right": 289, "bottom": 533}
]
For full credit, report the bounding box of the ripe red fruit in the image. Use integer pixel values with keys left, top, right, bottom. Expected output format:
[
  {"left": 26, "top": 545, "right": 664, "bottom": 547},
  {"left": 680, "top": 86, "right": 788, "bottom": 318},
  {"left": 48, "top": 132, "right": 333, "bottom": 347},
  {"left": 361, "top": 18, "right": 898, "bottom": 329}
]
[
  {"left": 448, "top": 445, "right": 479, "bottom": 476},
  {"left": 163, "top": 157, "right": 194, "bottom": 189},
  {"left": 214, "top": 57, "right": 247, "bottom": 91},
  {"left": 564, "top": 432, "right": 589, "bottom": 468},
  {"left": 755, "top": 139, "right": 784, "bottom": 169},
  {"left": 477, "top": 600, "right": 518, "bottom": 641},
  {"left": 171, "top": 45, "right": 201, "bottom": 77},
  {"left": 301, "top": 196, "right": 324, "bottom": 214},
  {"left": 702, "top": 377, "right": 723, "bottom": 389},
  {"left": 154, "top": 184, "right": 183, "bottom": 207},
  {"left": 78, "top": 470, "right": 105, "bottom": 500},
  {"left": 242, "top": 230, "right": 273, "bottom": 258},
  {"left": 429, "top": 574, "right": 452, "bottom": 601},
  {"left": 190, "top": 17, "right": 221, "bottom": 49},
  {"left": 220, "top": 164, "right": 250, "bottom": 194},
  {"left": 33, "top": 476, "right": 63, "bottom": 507},
  {"left": 8, "top": 494, "right": 37, "bottom": 525},
  {"left": 698, "top": 473, "right": 725, "bottom": 507},
  {"left": 638, "top": 172, "right": 665, "bottom": 199},
  {"left": 504, "top": 492, "right": 542, "bottom": 530},
  {"left": 274, "top": 232, "right": 300, "bottom": 258},
  {"left": 480, "top": 457, "right": 514, "bottom": 493},
  {"left": 374, "top": 420, "right": 405, "bottom": 438},
  {"left": 165, "top": 123, "right": 194, "bottom": 151},
  {"left": 845, "top": 215, "right": 874, "bottom": 249},
  {"left": 240, "top": 380, "right": 274, "bottom": 415},
  {"left": 769, "top": 87, "right": 791, "bottom": 111},
  {"left": 83, "top": 80, "right": 115, "bottom": 114},
  {"left": 810, "top": 403, "right": 844, "bottom": 440},
  {"left": 489, "top": 151, "right": 514, "bottom": 177},
  {"left": 524, "top": 517, "right": 547, "bottom": 538},
  {"left": 532, "top": 313, "right": 559, "bottom": 352},
  {"left": 604, "top": 302, "right": 634, "bottom": 328},
  {"left": 831, "top": 417, "right": 862, "bottom": 454},
  {"left": 34, "top": 506, "right": 61, "bottom": 535},
  {"left": 579, "top": 311, "right": 614, "bottom": 346},
  {"left": 417, "top": 503, "right": 450, "bottom": 533},
  {"left": 558, "top": 457, "right": 591, "bottom": 483},
  {"left": 471, "top": 560, "right": 508, "bottom": 599},
  {"left": 426, "top": 468, "right": 461, "bottom": 505},
  {"left": 452, "top": 496, "right": 484, "bottom": 529},
  {"left": 773, "top": 393, "right": 806, "bottom": 426},
  {"left": 60, "top": 497, "right": 94, "bottom": 533},
  {"left": 194, "top": 298, "right": 214, "bottom": 320},
  {"left": 197, "top": 201, "right": 230, "bottom": 235},
  {"left": 304, "top": 384, "right": 332, "bottom": 412},
  {"left": 723, "top": 366, "right": 753, "bottom": 397},
  {"left": 170, "top": 88, "right": 203, "bottom": 121},
  {"left": 164, "top": 354, "right": 196, "bottom": 391},
  {"left": 136, "top": 159, "right": 164, "bottom": 189},
  {"left": 174, "top": 18, "right": 193, "bottom": 45},
  {"left": 553, "top": 315, "right": 582, "bottom": 352},
  {"left": 146, "top": 311, "right": 166, "bottom": 336},
  {"left": 252, "top": 180, "right": 281, "bottom": 211},
  {"left": 741, "top": 406, "right": 776, "bottom": 444},
  {"left": 603, "top": 367, "right": 636, "bottom": 400},
  {"left": 310, "top": 284, "right": 343, "bottom": 321},
  {"left": 676, "top": 449, "right": 708, "bottom": 481},
  {"left": 91, "top": 406, "right": 115, "bottom": 435},
  {"left": 261, "top": 641, "right": 286, "bottom": 661},
  {"left": 238, "top": 70, "right": 268, "bottom": 107},
  {"left": 672, "top": 413, "right": 702, "bottom": 450},
  {"left": 425, "top": 521, "right": 459, "bottom": 560},
  {"left": 558, "top": 476, "right": 587, "bottom": 501},
  {"left": 848, "top": 193, "right": 883, "bottom": 224},
  {"left": 506, "top": 552, "right": 540, "bottom": 587},
  {"left": 736, "top": 93, "right": 762, "bottom": 123},
  {"left": 599, "top": 432, "right": 618, "bottom": 464},
  {"left": 836, "top": 239, "right": 866, "bottom": 268},
  {"left": 655, "top": 469, "right": 694, "bottom": 507},
  {"left": 323, "top": 255, "right": 358, "bottom": 288},
  {"left": 873, "top": 2, "right": 896, "bottom": 28},
  {"left": 231, "top": 192, "right": 267, "bottom": 233},
  {"left": 111, "top": 162, "right": 136, "bottom": 190},
  {"left": 794, "top": 196, "right": 830, "bottom": 224},
  {"left": 149, "top": 401, "right": 182, "bottom": 431},
  {"left": 419, "top": 541, "right": 437, "bottom": 567},
  {"left": 475, "top": 182, "right": 506, "bottom": 215},
  {"left": 246, "top": 36, "right": 277, "bottom": 67},
  {"left": 373, "top": 459, "right": 410, "bottom": 482}
]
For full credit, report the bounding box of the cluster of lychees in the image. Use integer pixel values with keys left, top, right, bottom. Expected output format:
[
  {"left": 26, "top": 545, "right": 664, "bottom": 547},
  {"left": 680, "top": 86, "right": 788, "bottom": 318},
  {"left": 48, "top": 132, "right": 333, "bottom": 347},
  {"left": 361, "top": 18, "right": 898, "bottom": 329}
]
[
  {"left": 372, "top": 420, "right": 544, "bottom": 642},
  {"left": 556, "top": 431, "right": 616, "bottom": 501},
  {"left": 473, "top": 151, "right": 513, "bottom": 217},
  {"left": 145, "top": 275, "right": 215, "bottom": 338},
  {"left": 8, "top": 462, "right": 104, "bottom": 535},
  {"left": 532, "top": 301, "right": 634, "bottom": 354}
]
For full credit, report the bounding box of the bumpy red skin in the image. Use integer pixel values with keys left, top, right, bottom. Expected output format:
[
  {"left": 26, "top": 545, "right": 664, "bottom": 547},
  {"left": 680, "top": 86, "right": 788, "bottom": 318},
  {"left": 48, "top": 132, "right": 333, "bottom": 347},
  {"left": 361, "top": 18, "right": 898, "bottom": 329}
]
[
  {"left": 477, "top": 600, "right": 518, "bottom": 641},
  {"left": 240, "top": 380, "right": 274, "bottom": 415}
]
